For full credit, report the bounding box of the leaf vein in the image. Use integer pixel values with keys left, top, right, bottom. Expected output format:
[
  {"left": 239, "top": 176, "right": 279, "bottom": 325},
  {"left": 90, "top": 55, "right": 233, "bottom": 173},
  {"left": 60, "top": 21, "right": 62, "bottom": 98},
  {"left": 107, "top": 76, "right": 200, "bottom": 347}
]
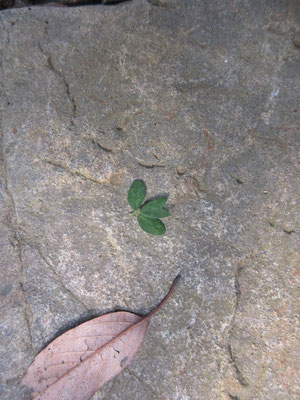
[{"left": 68, "top": 334, "right": 115, "bottom": 339}]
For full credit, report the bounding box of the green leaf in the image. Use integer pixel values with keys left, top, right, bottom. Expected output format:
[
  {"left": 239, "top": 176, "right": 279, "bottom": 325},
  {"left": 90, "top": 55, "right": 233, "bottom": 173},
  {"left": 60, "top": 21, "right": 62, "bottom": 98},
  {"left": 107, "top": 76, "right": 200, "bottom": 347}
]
[
  {"left": 137, "top": 215, "right": 166, "bottom": 235},
  {"left": 145, "top": 197, "right": 168, "bottom": 208},
  {"left": 140, "top": 203, "right": 170, "bottom": 219},
  {"left": 128, "top": 180, "right": 146, "bottom": 210}
]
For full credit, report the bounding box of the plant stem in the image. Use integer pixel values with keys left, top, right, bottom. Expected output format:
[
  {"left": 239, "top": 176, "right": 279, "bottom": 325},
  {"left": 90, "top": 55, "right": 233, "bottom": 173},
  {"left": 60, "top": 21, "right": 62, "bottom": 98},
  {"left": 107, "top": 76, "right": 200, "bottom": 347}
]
[{"left": 128, "top": 210, "right": 140, "bottom": 216}]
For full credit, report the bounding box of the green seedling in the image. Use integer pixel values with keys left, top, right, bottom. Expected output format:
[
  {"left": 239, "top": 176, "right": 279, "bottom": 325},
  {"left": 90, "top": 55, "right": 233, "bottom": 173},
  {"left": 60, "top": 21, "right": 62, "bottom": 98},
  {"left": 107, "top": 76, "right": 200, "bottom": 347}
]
[{"left": 128, "top": 179, "right": 171, "bottom": 235}]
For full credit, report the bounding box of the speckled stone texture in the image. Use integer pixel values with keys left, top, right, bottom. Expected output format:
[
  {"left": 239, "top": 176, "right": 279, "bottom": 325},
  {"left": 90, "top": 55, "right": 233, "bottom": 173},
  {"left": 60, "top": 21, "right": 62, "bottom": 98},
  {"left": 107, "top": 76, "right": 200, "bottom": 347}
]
[{"left": 0, "top": 1, "right": 299, "bottom": 399}]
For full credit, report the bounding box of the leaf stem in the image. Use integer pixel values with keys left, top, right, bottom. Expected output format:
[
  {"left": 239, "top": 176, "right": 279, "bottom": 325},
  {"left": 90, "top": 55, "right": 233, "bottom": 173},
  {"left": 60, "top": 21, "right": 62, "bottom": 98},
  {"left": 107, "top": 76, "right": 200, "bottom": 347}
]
[
  {"left": 128, "top": 210, "right": 140, "bottom": 217},
  {"left": 146, "top": 275, "right": 181, "bottom": 320}
]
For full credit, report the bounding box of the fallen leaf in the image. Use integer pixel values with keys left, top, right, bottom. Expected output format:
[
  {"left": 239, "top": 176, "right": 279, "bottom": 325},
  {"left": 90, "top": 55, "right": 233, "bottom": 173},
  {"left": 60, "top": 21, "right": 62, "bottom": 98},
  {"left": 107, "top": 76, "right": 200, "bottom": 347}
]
[{"left": 21, "top": 275, "right": 180, "bottom": 400}]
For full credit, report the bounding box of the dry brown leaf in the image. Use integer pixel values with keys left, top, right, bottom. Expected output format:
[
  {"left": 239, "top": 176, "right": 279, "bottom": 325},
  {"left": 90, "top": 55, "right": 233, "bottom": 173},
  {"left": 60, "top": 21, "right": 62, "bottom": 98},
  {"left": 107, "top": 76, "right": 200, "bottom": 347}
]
[{"left": 21, "top": 276, "right": 180, "bottom": 400}]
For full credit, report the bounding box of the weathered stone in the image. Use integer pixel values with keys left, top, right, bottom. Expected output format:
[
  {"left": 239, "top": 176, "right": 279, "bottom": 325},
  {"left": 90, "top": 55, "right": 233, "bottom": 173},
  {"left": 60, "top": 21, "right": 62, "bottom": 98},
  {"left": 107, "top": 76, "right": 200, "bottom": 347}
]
[
  {"left": 0, "top": 1, "right": 299, "bottom": 399},
  {"left": 0, "top": 0, "right": 131, "bottom": 11},
  {"left": 293, "top": 31, "right": 300, "bottom": 48}
]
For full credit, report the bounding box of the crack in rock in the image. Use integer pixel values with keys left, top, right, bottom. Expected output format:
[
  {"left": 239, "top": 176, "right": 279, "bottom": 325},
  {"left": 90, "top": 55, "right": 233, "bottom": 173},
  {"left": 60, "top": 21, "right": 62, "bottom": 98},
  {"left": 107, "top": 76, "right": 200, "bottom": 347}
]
[
  {"left": 41, "top": 157, "right": 111, "bottom": 185},
  {"left": 137, "top": 159, "right": 166, "bottom": 169},
  {"left": 227, "top": 344, "right": 249, "bottom": 387},
  {"left": 37, "top": 29, "right": 77, "bottom": 130},
  {"left": 225, "top": 262, "right": 249, "bottom": 388},
  {"left": 233, "top": 263, "right": 242, "bottom": 318},
  {"left": 228, "top": 394, "right": 240, "bottom": 400},
  {"left": 34, "top": 245, "right": 91, "bottom": 313},
  {"left": 91, "top": 138, "right": 113, "bottom": 153},
  {"left": 283, "top": 228, "right": 295, "bottom": 234},
  {"left": 0, "top": 121, "right": 34, "bottom": 351},
  {"left": 16, "top": 238, "right": 34, "bottom": 351},
  {"left": 5, "top": 234, "right": 35, "bottom": 356},
  {"left": 46, "top": 53, "right": 77, "bottom": 126}
]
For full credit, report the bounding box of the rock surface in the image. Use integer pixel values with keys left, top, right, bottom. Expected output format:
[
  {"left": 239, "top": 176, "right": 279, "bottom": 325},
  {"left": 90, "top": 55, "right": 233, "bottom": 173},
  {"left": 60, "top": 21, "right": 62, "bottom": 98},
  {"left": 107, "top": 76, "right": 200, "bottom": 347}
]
[
  {"left": 0, "top": 1, "right": 299, "bottom": 399},
  {"left": 0, "top": 1, "right": 131, "bottom": 12}
]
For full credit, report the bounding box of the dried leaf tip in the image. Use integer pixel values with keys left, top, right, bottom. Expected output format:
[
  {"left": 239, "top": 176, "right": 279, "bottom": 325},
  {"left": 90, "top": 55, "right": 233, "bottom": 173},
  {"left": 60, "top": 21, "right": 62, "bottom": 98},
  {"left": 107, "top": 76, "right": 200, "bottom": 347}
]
[
  {"left": 167, "top": 274, "right": 181, "bottom": 296},
  {"left": 146, "top": 274, "right": 181, "bottom": 319},
  {"left": 173, "top": 274, "right": 181, "bottom": 286}
]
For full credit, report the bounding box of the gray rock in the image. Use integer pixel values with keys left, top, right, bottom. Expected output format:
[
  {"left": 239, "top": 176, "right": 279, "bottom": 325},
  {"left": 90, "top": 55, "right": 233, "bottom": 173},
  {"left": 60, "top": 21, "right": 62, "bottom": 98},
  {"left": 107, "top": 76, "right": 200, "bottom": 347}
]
[
  {"left": 293, "top": 31, "right": 300, "bottom": 48},
  {"left": 0, "top": 0, "right": 130, "bottom": 11},
  {"left": 0, "top": 1, "right": 299, "bottom": 399}
]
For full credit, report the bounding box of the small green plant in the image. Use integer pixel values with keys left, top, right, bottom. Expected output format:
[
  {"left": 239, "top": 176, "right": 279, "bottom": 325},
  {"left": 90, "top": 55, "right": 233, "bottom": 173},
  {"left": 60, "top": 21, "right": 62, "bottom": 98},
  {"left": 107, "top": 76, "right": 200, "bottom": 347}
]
[{"left": 128, "top": 179, "right": 170, "bottom": 235}]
